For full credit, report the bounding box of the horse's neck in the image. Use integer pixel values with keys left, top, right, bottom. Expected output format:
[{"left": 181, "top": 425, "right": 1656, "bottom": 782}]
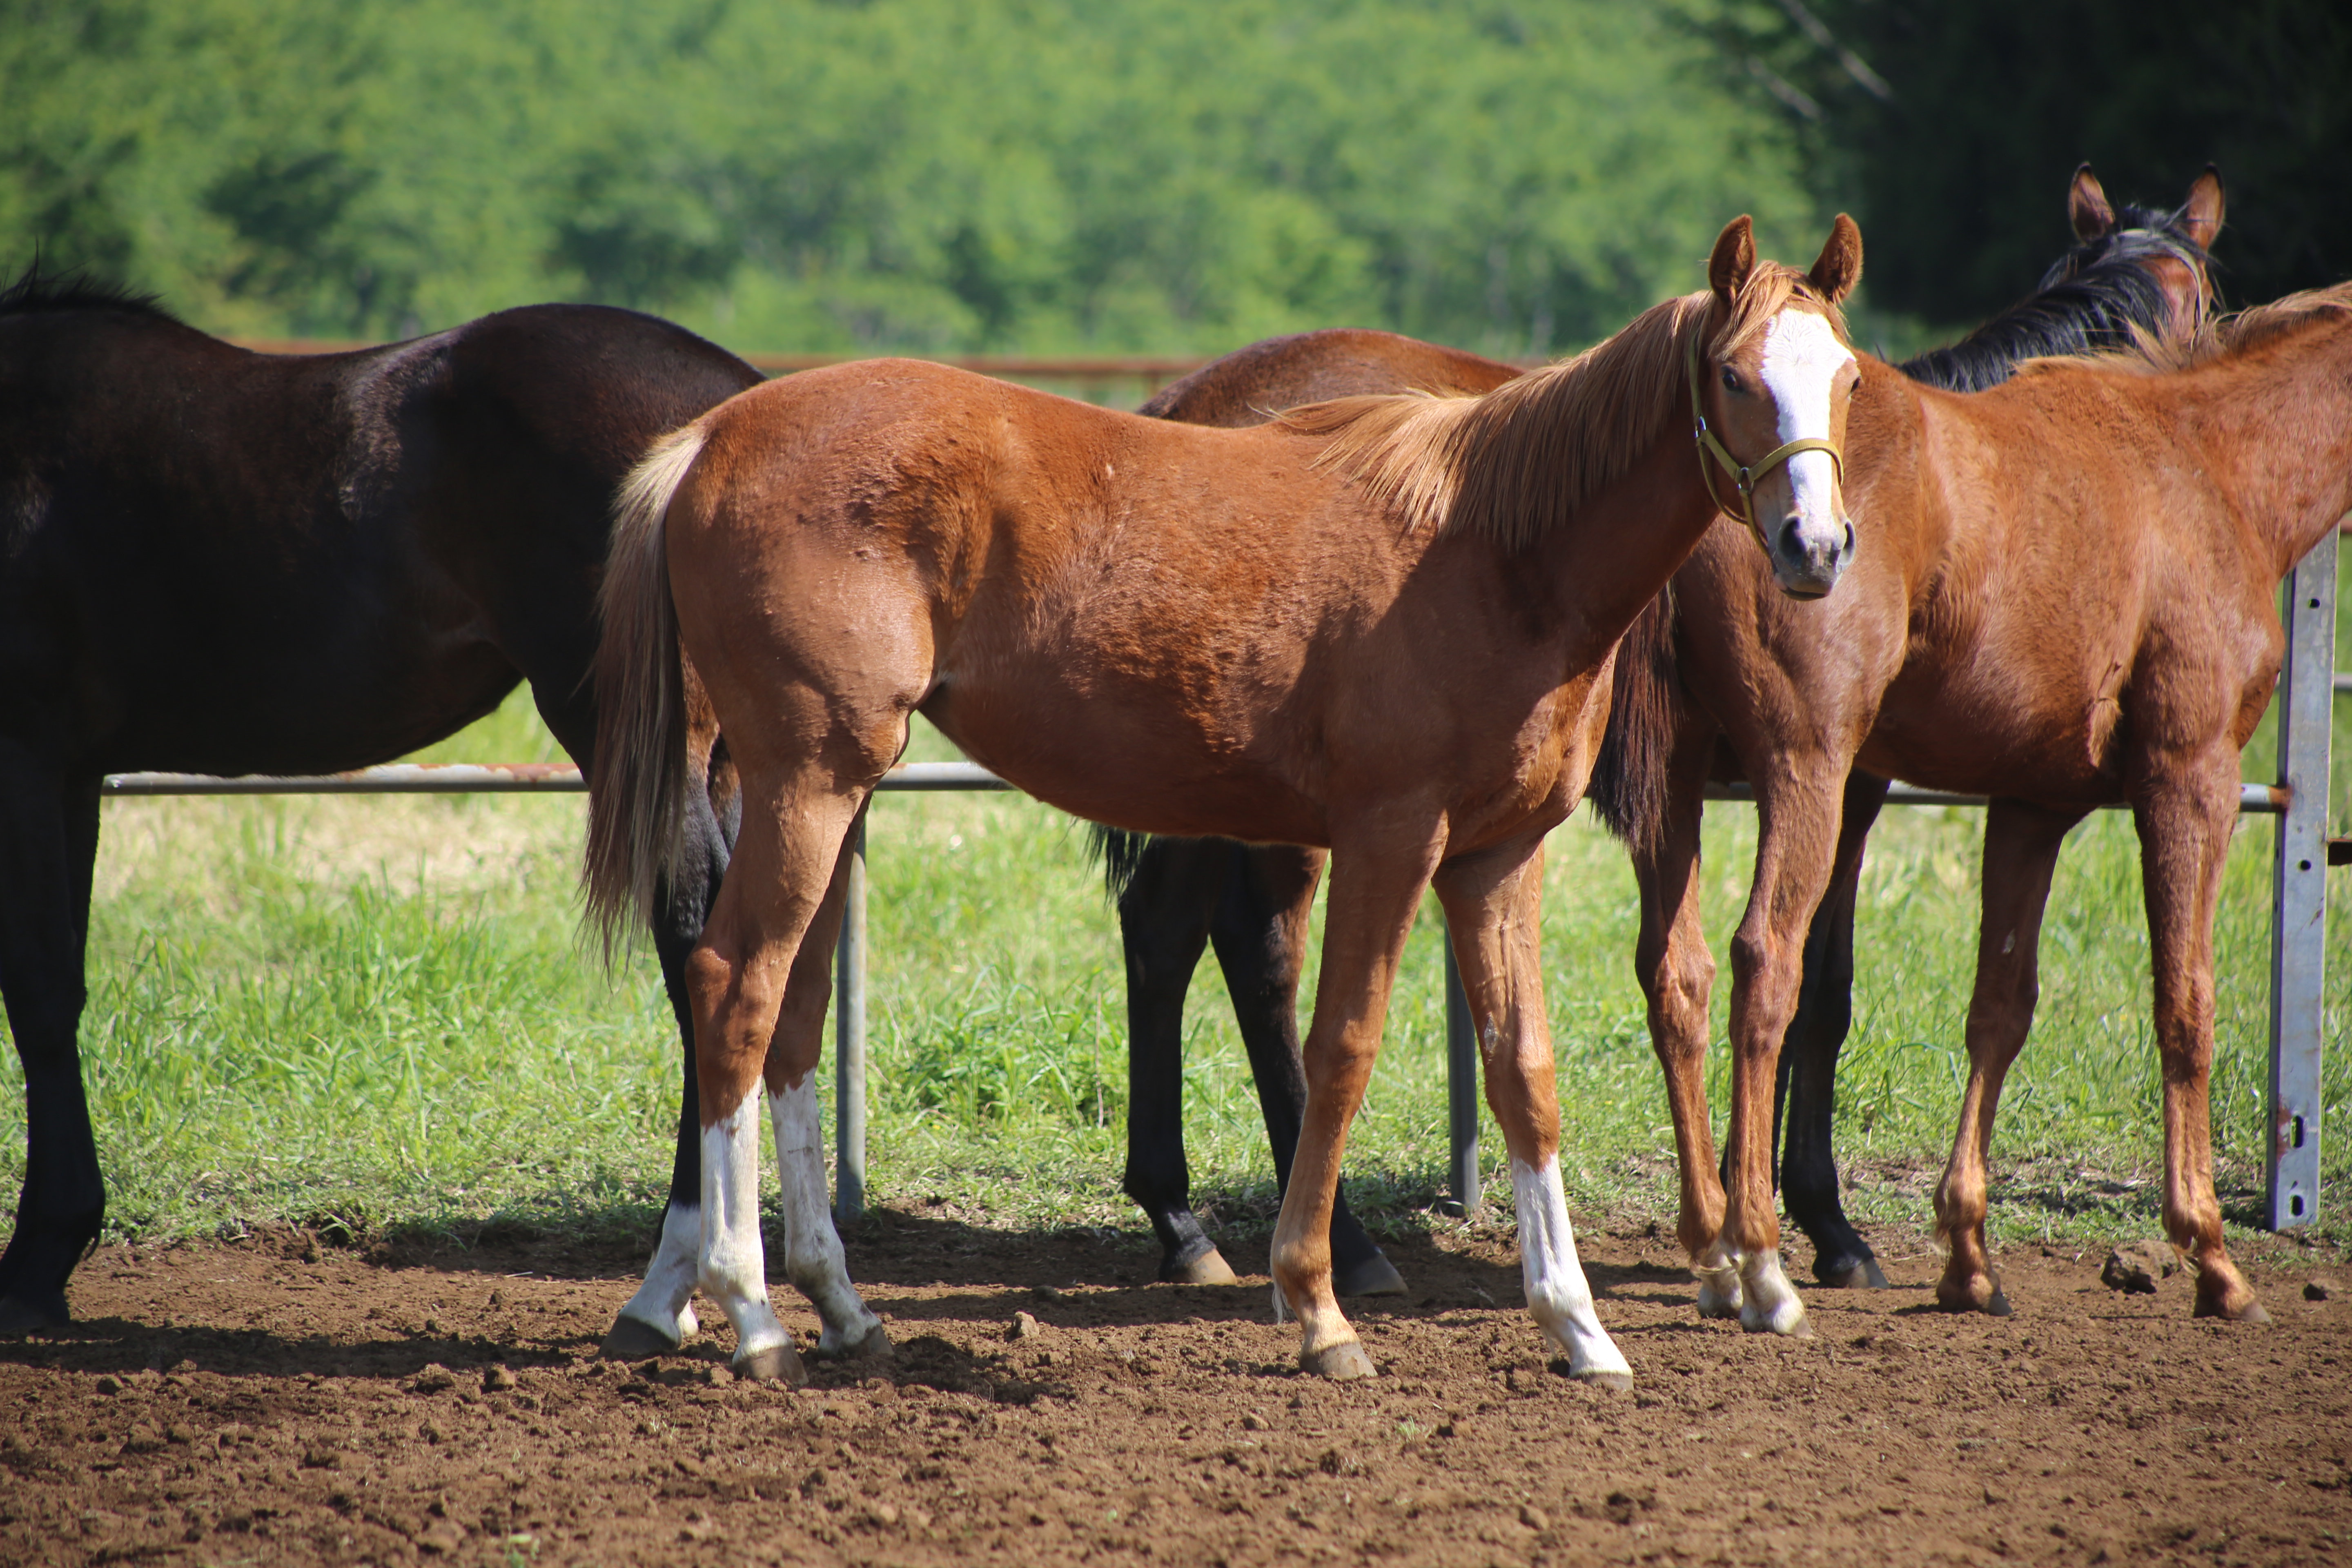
[
  {"left": 1530, "top": 428, "right": 1720, "bottom": 651},
  {"left": 2185, "top": 323, "right": 2352, "bottom": 579}
]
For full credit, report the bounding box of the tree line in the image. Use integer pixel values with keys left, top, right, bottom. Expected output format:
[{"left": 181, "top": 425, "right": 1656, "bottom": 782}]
[{"left": 4, "top": 1, "right": 2344, "bottom": 358}]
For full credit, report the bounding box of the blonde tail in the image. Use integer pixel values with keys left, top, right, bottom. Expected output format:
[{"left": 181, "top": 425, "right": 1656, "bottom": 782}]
[{"left": 583, "top": 422, "right": 710, "bottom": 959}]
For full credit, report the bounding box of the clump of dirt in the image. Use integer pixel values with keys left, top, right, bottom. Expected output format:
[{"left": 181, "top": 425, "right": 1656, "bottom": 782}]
[{"left": 4, "top": 1214, "right": 2348, "bottom": 1565}]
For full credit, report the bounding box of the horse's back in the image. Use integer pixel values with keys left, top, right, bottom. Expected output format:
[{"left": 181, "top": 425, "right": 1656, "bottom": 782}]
[
  {"left": 1142, "top": 330, "right": 1519, "bottom": 428},
  {"left": 0, "top": 300, "right": 757, "bottom": 775}
]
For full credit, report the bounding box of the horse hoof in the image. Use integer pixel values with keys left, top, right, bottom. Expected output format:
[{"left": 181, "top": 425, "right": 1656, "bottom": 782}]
[
  {"left": 1564, "top": 1365, "right": 1633, "bottom": 1394},
  {"left": 599, "top": 1313, "right": 684, "bottom": 1361},
  {"left": 818, "top": 1322, "right": 894, "bottom": 1361},
  {"left": 1935, "top": 1278, "right": 2009, "bottom": 1316},
  {"left": 1816, "top": 1256, "right": 1888, "bottom": 1290},
  {"left": 1299, "top": 1341, "right": 1377, "bottom": 1381},
  {"left": 2194, "top": 1293, "right": 2270, "bottom": 1324},
  {"left": 734, "top": 1342, "right": 810, "bottom": 1385},
  {"left": 1743, "top": 1311, "right": 1815, "bottom": 1339},
  {"left": 1334, "top": 1253, "right": 1406, "bottom": 1298},
  {"left": 0, "top": 1291, "right": 69, "bottom": 1337},
  {"left": 1165, "top": 1249, "right": 1240, "bottom": 1287}
]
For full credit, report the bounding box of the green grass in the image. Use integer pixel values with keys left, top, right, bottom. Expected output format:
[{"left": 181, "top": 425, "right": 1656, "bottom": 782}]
[{"left": 4, "top": 543, "right": 2349, "bottom": 1267}]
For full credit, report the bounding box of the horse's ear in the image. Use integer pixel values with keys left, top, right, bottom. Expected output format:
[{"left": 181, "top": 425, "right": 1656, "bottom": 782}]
[
  {"left": 2180, "top": 165, "right": 2226, "bottom": 252},
  {"left": 2068, "top": 164, "right": 2116, "bottom": 242},
  {"left": 1709, "top": 216, "right": 1756, "bottom": 304},
  {"left": 1808, "top": 214, "right": 1863, "bottom": 305}
]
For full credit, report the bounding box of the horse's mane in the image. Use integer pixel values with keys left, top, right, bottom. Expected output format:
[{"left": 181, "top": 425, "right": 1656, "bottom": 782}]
[
  {"left": 1280, "top": 264, "right": 1845, "bottom": 552},
  {"left": 0, "top": 261, "right": 177, "bottom": 323},
  {"left": 1898, "top": 209, "right": 2210, "bottom": 394},
  {"left": 2024, "top": 280, "right": 2352, "bottom": 379}
]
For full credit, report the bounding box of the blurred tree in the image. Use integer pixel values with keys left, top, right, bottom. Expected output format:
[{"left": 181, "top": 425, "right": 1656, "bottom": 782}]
[{"left": 1708, "top": 0, "right": 2352, "bottom": 323}]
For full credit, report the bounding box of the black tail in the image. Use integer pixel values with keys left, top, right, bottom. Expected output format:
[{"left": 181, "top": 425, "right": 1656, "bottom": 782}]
[
  {"left": 1088, "top": 825, "right": 1155, "bottom": 904},
  {"left": 1584, "top": 586, "right": 1682, "bottom": 860}
]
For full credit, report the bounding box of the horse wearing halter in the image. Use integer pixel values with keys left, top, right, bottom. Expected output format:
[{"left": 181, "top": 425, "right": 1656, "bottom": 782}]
[{"left": 1686, "top": 327, "right": 1844, "bottom": 553}]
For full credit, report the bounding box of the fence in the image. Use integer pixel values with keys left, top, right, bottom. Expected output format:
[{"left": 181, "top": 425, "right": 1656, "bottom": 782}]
[{"left": 103, "top": 525, "right": 2339, "bottom": 1232}]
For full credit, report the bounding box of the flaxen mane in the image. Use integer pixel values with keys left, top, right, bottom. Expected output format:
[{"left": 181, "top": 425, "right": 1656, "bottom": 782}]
[{"left": 1281, "top": 266, "right": 1846, "bottom": 553}]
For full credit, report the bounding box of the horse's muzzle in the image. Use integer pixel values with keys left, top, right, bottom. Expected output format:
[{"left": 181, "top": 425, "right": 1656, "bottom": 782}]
[{"left": 1771, "top": 513, "right": 1855, "bottom": 600}]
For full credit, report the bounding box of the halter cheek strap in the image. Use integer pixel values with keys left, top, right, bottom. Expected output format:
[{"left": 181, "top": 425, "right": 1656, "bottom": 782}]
[{"left": 1687, "top": 330, "right": 1845, "bottom": 556}]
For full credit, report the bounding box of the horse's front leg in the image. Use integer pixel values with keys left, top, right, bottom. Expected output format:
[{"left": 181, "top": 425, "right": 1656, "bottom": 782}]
[
  {"left": 1437, "top": 838, "right": 1633, "bottom": 1387},
  {"left": 2129, "top": 748, "right": 2266, "bottom": 1322},
  {"left": 1720, "top": 761, "right": 1850, "bottom": 1337},
  {"left": 1776, "top": 769, "right": 1891, "bottom": 1290},
  {"left": 1931, "top": 797, "right": 2081, "bottom": 1315},
  {"left": 0, "top": 753, "right": 104, "bottom": 1334},
  {"left": 1628, "top": 723, "right": 1733, "bottom": 1316},
  {"left": 1271, "top": 834, "right": 1440, "bottom": 1379}
]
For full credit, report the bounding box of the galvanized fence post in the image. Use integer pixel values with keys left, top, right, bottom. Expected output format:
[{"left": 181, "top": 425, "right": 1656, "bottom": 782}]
[
  {"left": 834, "top": 810, "right": 870, "bottom": 1227},
  {"left": 1443, "top": 932, "right": 1481, "bottom": 1216},
  {"left": 2267, "top": 528, "right": 2338, "bottom": 1229}
]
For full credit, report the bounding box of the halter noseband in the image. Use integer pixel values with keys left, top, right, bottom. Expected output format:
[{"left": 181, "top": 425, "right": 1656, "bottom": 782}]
[{"left": 1686, "top": 328, "right": 1846, "bottom": 556}]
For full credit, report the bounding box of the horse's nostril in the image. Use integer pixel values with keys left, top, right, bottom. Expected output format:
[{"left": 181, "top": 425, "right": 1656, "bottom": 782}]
[{"left": 1842, "top": 520, "right": 1855, "bottom": 555}]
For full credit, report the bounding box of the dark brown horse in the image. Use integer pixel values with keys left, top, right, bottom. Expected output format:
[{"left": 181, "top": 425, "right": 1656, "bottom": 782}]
[
  {"left": 585, "top": 218, "right": 1866, "bottom": 1385},
  {"left": 1099, "top": 167, "right": 2222, "bottom": 1295},
  {"left": 0, "top": 272, "right": 759, "bottom": 1334}
]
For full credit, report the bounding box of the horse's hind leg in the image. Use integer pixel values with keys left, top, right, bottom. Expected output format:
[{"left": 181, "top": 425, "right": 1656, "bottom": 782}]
[
  {"left": 1777, "top": 771, "right": 1891, "bottom": 1290},
  {"left": 1435, "top": 838, "right": 1630, "bottom": 1387},
  {"left": 2130, "top": 751, "right": 2265, "bottom": 1322},
  {"left": 530, "top": 667, "right": 739, "bottom": 1358},
  {"left": 1211, "top": 843, "right": 1403, "bottom": 1298},
  {"left": 1629, "top": 726, "right": 1735, "bottom": 1316},
  {"left": 0, "top": 756, "right": 104, "bottom": 1333},
  {"left": 1115, "top": 836, "right": 1233, "bottom": 1284},
  {"left": 684, "top": 766, "right": 874, "bottom": 1382},
  {"left": 765, "top": 804, "right": 886, "bottom": 1359},
  {"left": 1932, "top": 798, "right": 2080, "bottom": 1316}
]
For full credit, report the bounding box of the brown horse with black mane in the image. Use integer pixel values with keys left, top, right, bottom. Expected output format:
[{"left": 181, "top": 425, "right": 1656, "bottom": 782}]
[{"left": 586, "top": 217, "right": 1866, "bottom": 1385}]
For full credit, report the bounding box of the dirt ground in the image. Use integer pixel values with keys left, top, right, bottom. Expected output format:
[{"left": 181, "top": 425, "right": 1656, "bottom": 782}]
[{"left": 4, "top": 1212, "right": 2349, "bottom": 1568}]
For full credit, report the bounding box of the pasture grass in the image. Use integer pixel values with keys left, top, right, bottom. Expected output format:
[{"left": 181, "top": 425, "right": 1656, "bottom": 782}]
[{"left": 4, "top": 550, "right": 2350, "bottom": 1274}]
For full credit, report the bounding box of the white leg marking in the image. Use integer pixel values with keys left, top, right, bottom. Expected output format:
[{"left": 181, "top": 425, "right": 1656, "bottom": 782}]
[
  {"left": 615, "top": 1200, "right": 702, "bottom": 1346},
  {"left": 769, "top": 1078, "right": 882, "bottom": 1354},
  {"left": 1514, "top": 1158, "right": 1632, "bottom": 1385},
  {"left": 1693, "top": 1238, "right": 1744, "bottom": 1320},
  {"left": 699, "top": 1096, "right": 792, "bottom": 1367},
  {"left": 1738, "top": 1247, "right": 1812, "bottom": 1336}
]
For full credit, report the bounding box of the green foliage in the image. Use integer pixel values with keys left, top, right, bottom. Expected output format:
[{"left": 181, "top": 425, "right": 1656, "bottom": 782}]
[
  {"left": 1705, "top": 0, "right": 2352, "bottom": 329},
  {"left": 0, "top": 0, "right": 1823, "bottom": 354}
]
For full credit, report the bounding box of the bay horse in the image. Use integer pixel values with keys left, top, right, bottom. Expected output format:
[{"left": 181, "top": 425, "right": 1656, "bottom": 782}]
[
  {"left": 585, "top": 216, "right": 1867, "bottom": 1384},
  {"left": 1098, "top": 165, "right": 2222, "bottom": 1294},
  {"left": 0, "top": 272, "right": 758, "bottom": 1334},
  {"left": 1595, "top": 227, "right": 2345, "bottom": 1332}
]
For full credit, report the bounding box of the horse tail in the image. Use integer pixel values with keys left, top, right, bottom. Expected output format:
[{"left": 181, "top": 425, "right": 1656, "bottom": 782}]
[
  {"left": 583, "top": 421, "right": 710, "bottom": 959},
  {"left": 1087, "top": 825, "right": 1154, "bottom": 905},
  {"left": 1584, "top": 586, "right": 1681, "bottom": 860}
]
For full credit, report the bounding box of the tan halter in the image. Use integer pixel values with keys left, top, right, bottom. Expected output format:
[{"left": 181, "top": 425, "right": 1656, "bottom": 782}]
[{"left": 1687, "top": 328, "right": 1845, "bottom": 555}]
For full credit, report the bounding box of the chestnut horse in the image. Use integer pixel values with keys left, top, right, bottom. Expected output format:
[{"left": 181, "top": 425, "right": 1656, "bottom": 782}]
[
  {"left": 1593, "top": 278, "right": 2350, "bottom": 1332},
  {"left": 0, "top": 274, "right": 758, "bottom": 1334},
  {"left": 1098, "top": 165, "right": 2221, "bottom": 1294},
  {"left": 585, "top": 217, "right": 1865, "bottom": 1384}
]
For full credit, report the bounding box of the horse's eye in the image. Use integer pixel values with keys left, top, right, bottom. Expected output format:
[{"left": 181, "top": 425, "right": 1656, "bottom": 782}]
[{"left": 1720, "top": 366, "right": 1741, "bottom": 393}]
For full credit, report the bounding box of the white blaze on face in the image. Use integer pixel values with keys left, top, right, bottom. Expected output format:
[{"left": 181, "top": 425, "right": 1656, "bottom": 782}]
[
  {"left": 1757, "top": 309, "right": 1853, "bottom": 545},
  {"left": 1512, "top": 1158, "right": 1632, "bottom": 1385}
]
